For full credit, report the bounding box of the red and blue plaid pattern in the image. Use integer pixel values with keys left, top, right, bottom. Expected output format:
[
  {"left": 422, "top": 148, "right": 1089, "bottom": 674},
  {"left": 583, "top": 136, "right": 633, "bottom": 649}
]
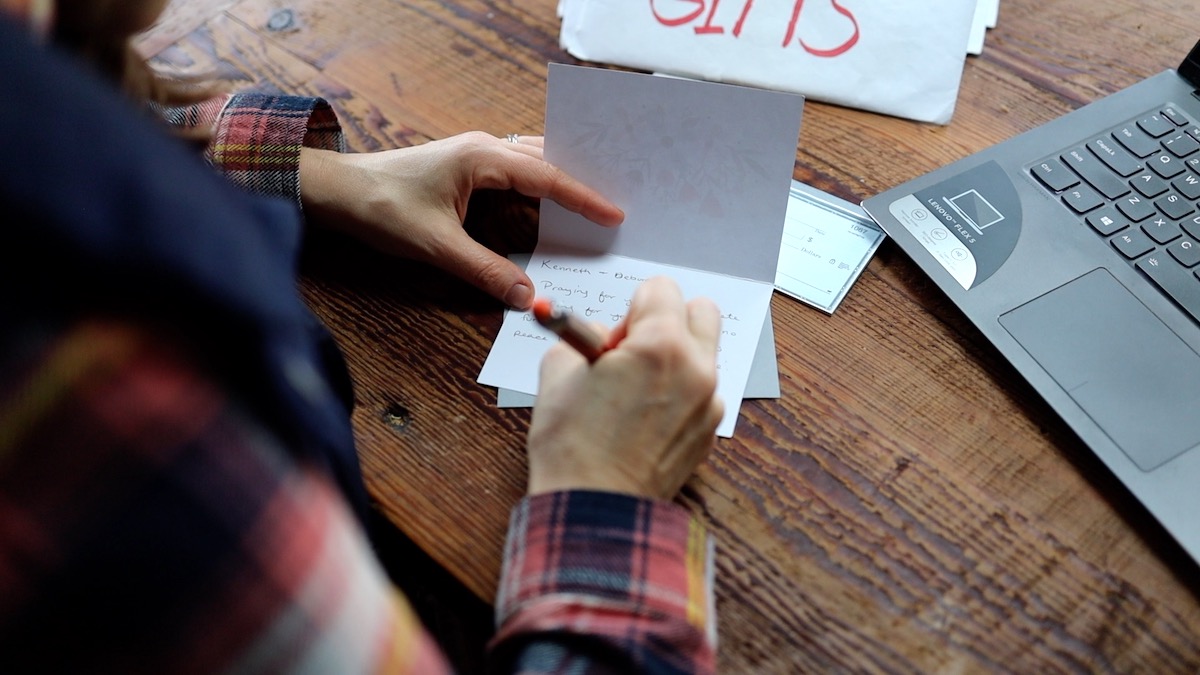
[
  {"left": 0, "top": 319, "right": 448, "bottom": 672},
  {"left": 0, "top": 62, "right": 716, "bottom": 671},
  {"left": 497, "top": 491, "right": 716, "bottom": 674},
  {"left": 160, "top": 91, "right": 344, "bottom": 204}
]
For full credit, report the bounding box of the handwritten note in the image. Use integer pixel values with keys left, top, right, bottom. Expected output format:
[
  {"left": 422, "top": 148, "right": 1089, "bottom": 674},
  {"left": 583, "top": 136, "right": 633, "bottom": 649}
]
[
  {"left": 558, "top": 0, "right": 977, "bottom": 124},
  {"left": 496, "top": 253, "right": 781, "bottom": 407},
  {"left": 481, "top": 251, "right": 773, "bottom": 437},
  {"left": 478, "top": 64, "right": 804, "bottom": 437}
]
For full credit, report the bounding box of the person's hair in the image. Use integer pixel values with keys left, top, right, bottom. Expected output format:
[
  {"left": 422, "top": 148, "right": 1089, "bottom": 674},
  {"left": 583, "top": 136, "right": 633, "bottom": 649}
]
[{"left": 51, "top": 0, "right": 217, "bottom": 108}]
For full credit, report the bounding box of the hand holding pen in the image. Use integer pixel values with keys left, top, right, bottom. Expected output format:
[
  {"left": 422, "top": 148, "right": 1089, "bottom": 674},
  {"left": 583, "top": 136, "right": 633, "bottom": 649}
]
[
  {"left": 532, "top": 297, "right": 611, "bottom": 362},
  {"left": 525, "top": 278, "right": 724, "bottom": 500}
]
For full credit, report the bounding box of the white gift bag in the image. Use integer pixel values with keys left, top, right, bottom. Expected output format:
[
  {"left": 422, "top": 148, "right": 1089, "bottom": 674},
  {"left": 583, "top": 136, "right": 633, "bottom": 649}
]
[{"left": 558, "top": 0, "right": 977, "bottom": 124}]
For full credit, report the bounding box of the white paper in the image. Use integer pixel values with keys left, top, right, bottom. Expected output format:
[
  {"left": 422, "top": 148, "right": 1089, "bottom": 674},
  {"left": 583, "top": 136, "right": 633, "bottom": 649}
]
[
  {"left": 968, "top": 0, "right": 1000, "bottom": 55},
  {"left": 497, "top": 256, "right": 781, "bottom": 407},
  {"left": 775, "top": 180, "right": 885, "bottom": 313},
  {"left": 479, "top": 64, "right": 804, "bottom": 437},
  {"left": 496, "top": 311, "right": 781, "bottom": 406},
  {"left": 558, "top": 0, "right": 976, "bottom": 124},
  {"left": 986, "top": 0, "right": 1000, "bottom": 27},
  {"left": 535, "top": 68, "right": 803, "bottom": 283},
  {"left": 482, "top": 252, "right": 773, "bottom": 437}
]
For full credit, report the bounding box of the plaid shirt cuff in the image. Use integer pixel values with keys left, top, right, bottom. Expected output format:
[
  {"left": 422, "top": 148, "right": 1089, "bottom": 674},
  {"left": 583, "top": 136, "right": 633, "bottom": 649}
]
[
  {"left": 191, "top": 92, "right": 345, "bottom": 205},
  {"left": 494, "top": 490, "right": 716, "bottom": 674}
]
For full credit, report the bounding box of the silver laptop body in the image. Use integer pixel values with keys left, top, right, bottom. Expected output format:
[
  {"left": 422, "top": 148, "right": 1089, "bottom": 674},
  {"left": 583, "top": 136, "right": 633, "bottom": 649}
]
[{"left": 863, "top": 41, "right": 1200, "bottom": 563}]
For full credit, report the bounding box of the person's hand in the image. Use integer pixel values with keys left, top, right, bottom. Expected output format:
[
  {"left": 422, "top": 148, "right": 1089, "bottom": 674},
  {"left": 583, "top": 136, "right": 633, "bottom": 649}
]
[
  {"left": 298, "top": 132, "right": 623, "bottom": 310},
  {"left": 525, "top": 277, "right": 724, "bottom": 500}
]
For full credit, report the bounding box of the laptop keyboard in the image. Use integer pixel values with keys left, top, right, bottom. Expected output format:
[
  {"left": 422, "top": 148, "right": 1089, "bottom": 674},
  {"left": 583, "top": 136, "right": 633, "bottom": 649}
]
[{"left": 1031, "top": 103, "right": 1200, "bottom": 324}]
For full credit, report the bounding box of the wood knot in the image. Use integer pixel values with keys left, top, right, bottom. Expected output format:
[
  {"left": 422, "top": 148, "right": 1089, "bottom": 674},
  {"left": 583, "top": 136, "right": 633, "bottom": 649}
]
[
  {"left": 383, "top": 404, "right": 412, "bottom": 431},
  {"left": 266, "top": 8, "right": 296, "bottom": 32}
]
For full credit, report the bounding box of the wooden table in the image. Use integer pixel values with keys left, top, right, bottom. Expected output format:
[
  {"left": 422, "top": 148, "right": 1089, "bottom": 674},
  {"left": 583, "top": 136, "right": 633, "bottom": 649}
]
[{"left": 141, "top": 1, "right": 1200, "bottom": 671}]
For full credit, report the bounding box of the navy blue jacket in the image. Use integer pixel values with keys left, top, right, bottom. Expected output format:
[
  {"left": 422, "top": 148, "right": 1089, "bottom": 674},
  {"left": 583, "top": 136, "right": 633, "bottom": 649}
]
[{"left": 0, "top": 16, "right": 371, "bottom": 528}]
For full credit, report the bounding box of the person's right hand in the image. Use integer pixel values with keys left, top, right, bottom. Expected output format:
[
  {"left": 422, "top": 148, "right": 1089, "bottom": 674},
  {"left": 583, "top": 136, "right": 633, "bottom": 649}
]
[{"left": 525, "top": 277, "right": 724, "bottom": 500}]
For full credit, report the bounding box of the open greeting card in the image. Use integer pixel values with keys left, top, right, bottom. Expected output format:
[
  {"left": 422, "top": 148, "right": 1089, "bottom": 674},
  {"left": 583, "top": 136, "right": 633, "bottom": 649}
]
[{"left": 478, "top": 64, "right": 804, "bottom": 437}]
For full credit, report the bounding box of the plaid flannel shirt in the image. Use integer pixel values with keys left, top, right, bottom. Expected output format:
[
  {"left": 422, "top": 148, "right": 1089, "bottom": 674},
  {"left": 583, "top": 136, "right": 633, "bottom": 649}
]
[{"left": 0, "top": 42, "right": 716, "bottom": 672}]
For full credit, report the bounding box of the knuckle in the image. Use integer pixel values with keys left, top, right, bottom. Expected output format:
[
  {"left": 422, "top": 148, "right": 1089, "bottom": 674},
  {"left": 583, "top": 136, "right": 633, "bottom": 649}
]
[
  {"left": 630, "top": 318, "right": 687, "bottom": 365},
  {"left": 449, "top": 131, "right": 493, "bottom": 161},
  {"left": 468, "top": 255, "right": 509, "bottom": 289},
  {"left": 460, "top": 130, "right": 493, "bottom": 146},
  {"left": 628, "top": 318, "right": 717, "bottom": 394},
  {"left": 690, "top": 296, "right": 720, "bottom": 321},
  {"left": 523, "top": 161, "right": 568, "bottom": 202},
  {"left": 544, "top": 166, "right": 569, "bottom": 192}
]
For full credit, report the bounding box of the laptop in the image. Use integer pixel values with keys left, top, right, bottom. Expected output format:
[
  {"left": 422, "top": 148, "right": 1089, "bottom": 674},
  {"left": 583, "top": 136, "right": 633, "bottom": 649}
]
[{"left": 862, "top": 41, "right": 1200, "bottom": 563}]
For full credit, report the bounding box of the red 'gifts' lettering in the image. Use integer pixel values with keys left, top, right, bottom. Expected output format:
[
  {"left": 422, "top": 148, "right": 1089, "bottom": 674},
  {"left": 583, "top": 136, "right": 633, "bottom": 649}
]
[
  {"left": 695, "top": 0, "right": 757, "bottom": 35},
  {"left": 650, "top": 0, "right": 756, "bottom": 35},
  {"left": 649, "top": 0, "right": 705, "bottom": 26},
  {"left": 649, "top": 0, "right": 860, "bottom": 57},
  {"left": 782, "top": 0, "right": 860, "bottom": 56}
]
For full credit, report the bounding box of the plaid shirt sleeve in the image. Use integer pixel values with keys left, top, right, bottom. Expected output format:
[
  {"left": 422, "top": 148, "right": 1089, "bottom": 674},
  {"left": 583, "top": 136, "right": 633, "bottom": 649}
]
[
  {"left": 0, "top": 319, "right": 452, "bottom": 674},
  {"left": 494, "top": 492, "right": 718, "bottom": 675},
  {"left": 0, "top": 320, "right": 716, "bottom": 674},
  {"left": 159, "top": 92, "right": 345, "bottom": 205},
  {"left": 166, "top": 92, "right": 722, "bottom": 670}
]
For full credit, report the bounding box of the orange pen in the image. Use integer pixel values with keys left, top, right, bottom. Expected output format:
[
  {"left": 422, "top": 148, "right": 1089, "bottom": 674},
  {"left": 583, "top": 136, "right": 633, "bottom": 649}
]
[{"left": 532, "top": 297, "right": 609, "bottom": 362}]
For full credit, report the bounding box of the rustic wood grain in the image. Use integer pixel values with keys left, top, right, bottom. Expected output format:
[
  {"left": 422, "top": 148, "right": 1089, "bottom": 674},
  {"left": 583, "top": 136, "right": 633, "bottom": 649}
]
[{"left": 139, "top": 1, "right": 1200, "bottom": 671}]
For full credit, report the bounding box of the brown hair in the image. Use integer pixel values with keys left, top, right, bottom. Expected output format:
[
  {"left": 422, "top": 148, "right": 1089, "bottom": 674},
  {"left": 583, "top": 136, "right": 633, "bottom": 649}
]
[{"left": 51, "top": 0, "right": 217, "bottom": 108}]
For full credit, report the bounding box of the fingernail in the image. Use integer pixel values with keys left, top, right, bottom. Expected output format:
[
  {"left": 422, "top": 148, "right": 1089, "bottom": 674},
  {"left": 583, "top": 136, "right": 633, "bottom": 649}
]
[{"left": 506, "top": 283, "right": 533, "bottom": 310}]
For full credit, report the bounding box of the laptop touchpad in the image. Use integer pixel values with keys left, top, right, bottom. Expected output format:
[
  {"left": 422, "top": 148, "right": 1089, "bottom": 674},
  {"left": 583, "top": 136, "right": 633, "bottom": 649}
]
[{"left": 999, "top": 269, "right": 1200, "bottom": 472}]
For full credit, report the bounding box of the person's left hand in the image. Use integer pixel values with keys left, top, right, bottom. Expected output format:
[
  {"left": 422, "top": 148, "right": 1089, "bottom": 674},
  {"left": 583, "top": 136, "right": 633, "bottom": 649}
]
[{"left": 298, "top": 132, "right": 623, "bottom": 310}]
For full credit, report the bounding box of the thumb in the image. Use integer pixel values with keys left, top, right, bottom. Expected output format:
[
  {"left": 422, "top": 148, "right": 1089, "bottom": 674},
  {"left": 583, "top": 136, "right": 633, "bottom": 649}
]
[{"left": 432, "top": 232, "right": 534, "bottom": 309}]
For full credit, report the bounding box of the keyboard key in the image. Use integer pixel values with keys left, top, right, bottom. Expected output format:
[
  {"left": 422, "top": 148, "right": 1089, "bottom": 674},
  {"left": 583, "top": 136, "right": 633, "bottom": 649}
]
[
  {"left": 1173, "top": 172, "right": 1200, "bottom": 200},
  {"left": 1046, "top": 106, "right": 1200, "bottom": 326},
  {"left": 1140, "top": 113, "right": 1176, "bottom": 137},
  {"left": 1087, "top": 205, "right": 1128, "bottom": 235},
  {"left": 1138, "top": 253, "right": 1200, "bottom": 324},
  {"left": 1116, "top": 193, "right": 1158, "bottom": 221},
  {"left": 1142, "top": 216, "right": 1182, "bottom": 244},
  {"left": 1132, "top": 171, "right": 1170, "bottom": 197},
  {"left": 1114, "top": 124, "right": 1162, "bottom": 157},
  {"left": 1155, "top": 191, "right": 1195, "bottom": 220},
  {"left": 1113, "top": 230, "right": 1157, "bottom": 258},
  {"left": 1182, "top": 216, "right": 1200, "bottom": 240},
  {"left": 1163, "top": 105, "right": 1190, "bottom": 126},
  {"left": 1089, "top": 137, "right": 1143, "bottom": 175},
  {"left": 1031, "top": 157, "right": 1080, "bottom": 191},
  {"left": 1168, "top": 238, "right": 1200, "bottom": 267},
  {"left": 1149, "top": 152, "right": 1186, "bottom": 178},
  {"left": 1061, "top": 147, "right": 1130, "bottom": 199},
  {"left": 1063, "top": 185, "right": 1104, "bottom": 213},
  {"left": 1164, "top": 133, "right": 1200, "bottom": 157}
]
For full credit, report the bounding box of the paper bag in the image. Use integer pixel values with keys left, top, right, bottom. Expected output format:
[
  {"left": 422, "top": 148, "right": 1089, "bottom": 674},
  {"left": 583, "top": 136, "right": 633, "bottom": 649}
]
[{"left": 559, "top": 0, "right": 976, "bottom": 124}]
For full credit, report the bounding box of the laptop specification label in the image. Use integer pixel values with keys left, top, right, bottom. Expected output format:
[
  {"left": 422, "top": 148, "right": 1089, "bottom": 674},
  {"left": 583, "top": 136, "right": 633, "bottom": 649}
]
[{"left": 886, "top": 161, "right": 1022, "bottom": 290}]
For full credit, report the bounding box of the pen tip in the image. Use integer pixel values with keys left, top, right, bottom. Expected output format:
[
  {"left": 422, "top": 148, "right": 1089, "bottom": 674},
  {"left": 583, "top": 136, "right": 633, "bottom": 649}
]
[{"left": 532, "top": 297, "right": 553, "bottom": 323}]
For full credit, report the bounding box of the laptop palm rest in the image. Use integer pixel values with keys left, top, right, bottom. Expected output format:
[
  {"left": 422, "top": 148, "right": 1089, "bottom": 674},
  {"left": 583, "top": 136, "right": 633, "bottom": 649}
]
[{"left": 999, "top": 269, "right": 1200, "bottom": 472}]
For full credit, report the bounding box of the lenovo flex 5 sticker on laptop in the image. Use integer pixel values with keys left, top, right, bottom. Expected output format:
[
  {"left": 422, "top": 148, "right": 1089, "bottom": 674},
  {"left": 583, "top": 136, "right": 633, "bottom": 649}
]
[{"left": 887, "top": 161, "right": 1021, "bottom": 290}]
